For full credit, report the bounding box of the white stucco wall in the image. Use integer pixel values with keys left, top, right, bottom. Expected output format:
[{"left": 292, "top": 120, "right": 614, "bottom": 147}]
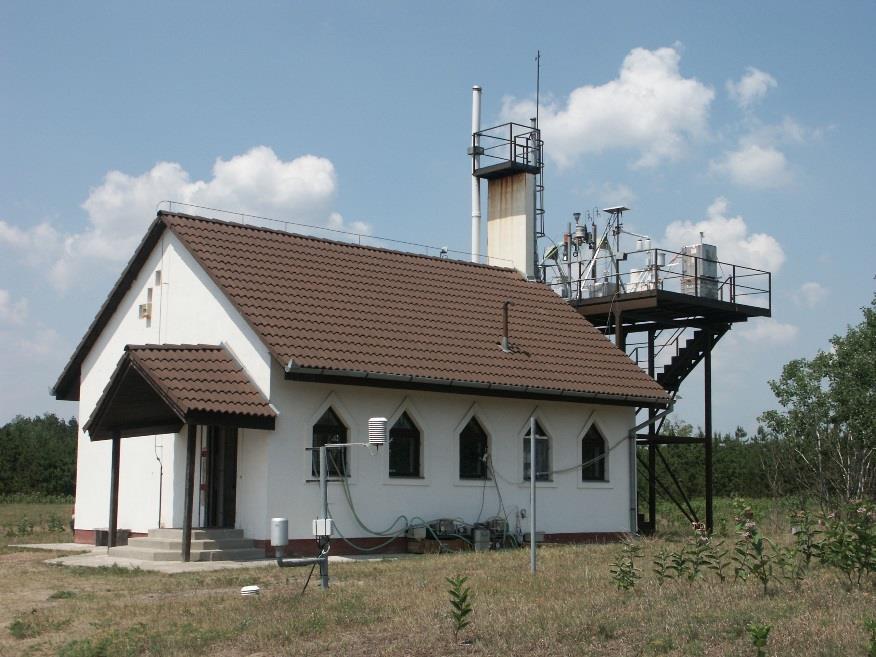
[
  {"left": 261, "top": 368, "right": 636, "bottom": 542},
  {"left": 74, "top": 231, "right": 271, "bottom": 534}
]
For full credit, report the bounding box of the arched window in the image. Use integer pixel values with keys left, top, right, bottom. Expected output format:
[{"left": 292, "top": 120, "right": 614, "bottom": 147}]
[
  {"left": 389, "top": 412, "right": 421, "bottom": 478},
  {"left": 459, "top": 417, "right": 489, "bottom": 479},
  {"left": 312, "top": 408, "right": 348, "bottom": 477},
  {"left": 523, "top": 420, "right": 551, "bottom": 482},
  {"left": 581, "top": 425, "right": 606, "bottom": 481}
]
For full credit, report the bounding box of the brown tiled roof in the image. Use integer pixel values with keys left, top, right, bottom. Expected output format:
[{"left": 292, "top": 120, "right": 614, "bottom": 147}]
[
  {"left": 82, "top": 344, "right": 276, "bottom": 439},
  {"left": 126, "top": 344, "right": 276, "bottom": 419},
  {"left": 55, "top": 211, "right": 669, "bottom": 407},
  {"left": 169, "top": 213, "right": 668, "bottom": 406}
]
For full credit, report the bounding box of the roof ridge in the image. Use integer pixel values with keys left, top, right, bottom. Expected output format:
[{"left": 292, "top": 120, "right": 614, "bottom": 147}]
[{"left": 158, "top": 210, "right": 524, "bottom": 275}]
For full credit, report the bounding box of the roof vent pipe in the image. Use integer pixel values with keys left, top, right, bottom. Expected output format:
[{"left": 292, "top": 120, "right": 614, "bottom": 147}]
[{"left": 501, "top": 300, "right": 514, "bottom": 353}]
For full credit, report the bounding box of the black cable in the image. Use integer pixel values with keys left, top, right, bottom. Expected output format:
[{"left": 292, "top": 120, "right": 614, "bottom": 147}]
[
  {"left": 474, "top": 452, "right": 490, "bottom": 524},
  {"left": 300, "top": 563, "right": 316, "bottom": 595}
]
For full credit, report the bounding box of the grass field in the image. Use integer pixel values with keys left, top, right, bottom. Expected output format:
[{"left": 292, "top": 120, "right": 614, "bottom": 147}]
[{"left": 1, "top": 500, "right": 873, "bottom": 657}]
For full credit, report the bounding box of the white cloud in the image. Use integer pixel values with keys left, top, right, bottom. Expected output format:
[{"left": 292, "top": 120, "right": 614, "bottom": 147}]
[
  {"left": 0, "top": 289, "right": 28, "bottom": 325},
  {"left": 736, "top": 318, "right": 798, "bottom": 344},
  {"left": 726, "top": 67, "right": 777, "bottom": 109},
  {"left": 500, "top": 45, "right": 714, "bottom": 168},
  {"left": 710, "top": 115, "right": 818, "bottom": 189},
  {"left": 17, "top": 326, "right": 62, "bottom": 358},
  {"left": 584, "top": 181, "right": 636, "bottom": 208},
  {"left": 794, "top": 281, "right": 828, "bottom": 308},
  {"left": 662, "top": 197, "right": 785, "bottom": 272},
  {"left": 326, "top": 211, "right": 372, "bottom": 236},
  {"left": 0, "top": 146, "right": 367, "bottom": 291},
  {"left": 710, "top": 144, "right": 792, "bottom": 189}
]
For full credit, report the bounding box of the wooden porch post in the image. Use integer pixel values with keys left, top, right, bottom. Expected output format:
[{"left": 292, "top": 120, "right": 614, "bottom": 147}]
[
  {"left": 107, "top": 431, "right": 121, "bottom": 549},
  {"left": 182, "top": 424, "right": 197, "bottom": 562}
]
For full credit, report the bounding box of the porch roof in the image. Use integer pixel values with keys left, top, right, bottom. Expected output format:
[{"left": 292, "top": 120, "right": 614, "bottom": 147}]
[{"left": 83, "top": 344, "right": 276, "bottom": 440}]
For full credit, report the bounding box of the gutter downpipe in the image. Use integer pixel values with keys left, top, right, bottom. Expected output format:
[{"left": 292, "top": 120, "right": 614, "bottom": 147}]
[
  {"left": 627, "top": 400, "right": 675, "bottom": 533},
  {"left": 530, "top": 415, "right": 537, "bottom": 574}
]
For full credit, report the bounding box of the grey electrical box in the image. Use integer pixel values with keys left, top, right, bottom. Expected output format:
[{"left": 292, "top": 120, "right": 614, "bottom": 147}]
[{"left": 681, "top": 243, "right": 719, "bottom": 299}]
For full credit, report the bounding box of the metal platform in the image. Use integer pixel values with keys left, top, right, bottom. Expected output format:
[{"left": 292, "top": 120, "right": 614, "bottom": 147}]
[
  {"left": 574, "top": 288, "right": 771, "bottom": 332},
  {"left": 473, "top": 160, "right": 541, "bottom": 180}
]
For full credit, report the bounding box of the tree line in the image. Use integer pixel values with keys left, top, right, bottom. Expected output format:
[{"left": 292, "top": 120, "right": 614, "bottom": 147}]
[
  {"left": 643, "top": 294, "right": 875, "bottom": 508},
  {"left": 0, "top": 414, "right": 77, "bottom": 497}
]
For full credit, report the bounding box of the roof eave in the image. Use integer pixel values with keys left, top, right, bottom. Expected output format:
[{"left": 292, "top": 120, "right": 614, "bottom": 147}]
[{"left": 284, "top": 362, "right": 669, "bottom": 408}]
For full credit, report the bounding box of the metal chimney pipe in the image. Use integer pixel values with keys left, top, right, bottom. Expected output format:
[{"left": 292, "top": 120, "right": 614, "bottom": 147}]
[
  {"left": 501, "top": 300, "right": 513, "bottom": 352},
  {"left": 471, "top": 85, "right": 482, "bottom": 263}
]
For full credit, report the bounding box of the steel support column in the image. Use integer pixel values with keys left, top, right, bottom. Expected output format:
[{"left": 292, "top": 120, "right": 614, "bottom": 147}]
[
  {"left": 107, "top": 431, "right": 121, "bottom": 549},
  {"left": 182, "top": 424, "right": 197, "bottom": 562},
  {"left": 647, "top": 329, "right": 656, "bottom": 534},
  {"left": 704, "top": 331, "right": 714, "bottom": 533}
]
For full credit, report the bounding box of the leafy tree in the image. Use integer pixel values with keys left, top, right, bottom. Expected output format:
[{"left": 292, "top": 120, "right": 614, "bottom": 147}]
[
  {"left": 637, "top": 420, "right": 773, "bottom": 501},
  {"left": 0, "top": 414, "right": 77, "bottom": 496},
  {"left": 759, "top": 295, "right": 876, "bottom": 506}
]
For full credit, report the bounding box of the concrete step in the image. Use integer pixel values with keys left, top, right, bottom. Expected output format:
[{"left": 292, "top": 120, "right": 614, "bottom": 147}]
[
  {"left": 126, "top": 537, "right": 256, "bottom": 551},
  {"left": 198, "top": 548, "right": 265, "bottom": 562},
  {"left": 108, "top": 545, "right": 266, "bottom": 562},
  {"left": 148, "top": 528, "right": 244, "bottom": 540}
]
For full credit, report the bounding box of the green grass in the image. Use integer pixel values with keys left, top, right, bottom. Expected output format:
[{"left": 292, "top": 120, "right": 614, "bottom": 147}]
[
  {"left": 1, "top": 500, "right": 873, "bottom": 657},
  {"left": 0, "top": 501, "right": 73, "bottom": 553}
]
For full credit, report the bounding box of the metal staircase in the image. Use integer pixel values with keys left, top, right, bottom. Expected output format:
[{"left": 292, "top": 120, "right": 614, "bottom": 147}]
[{"left": 655, "top": 326, "right": 730, "bottom": 393}]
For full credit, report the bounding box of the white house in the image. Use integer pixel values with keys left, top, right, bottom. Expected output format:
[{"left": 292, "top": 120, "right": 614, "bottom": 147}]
[{"left": 52, "top": 211, "right": 669, "bottom": 559}]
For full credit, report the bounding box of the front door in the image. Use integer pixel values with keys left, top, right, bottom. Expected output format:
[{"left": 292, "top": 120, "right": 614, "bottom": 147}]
[{"left": 205, "top": 426, "right": 238, "bottom": 528}]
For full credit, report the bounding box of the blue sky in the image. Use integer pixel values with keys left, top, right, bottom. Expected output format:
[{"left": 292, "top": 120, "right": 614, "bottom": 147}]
[{"left": 1, "top": 1, "right": 874, "bottom": 432}]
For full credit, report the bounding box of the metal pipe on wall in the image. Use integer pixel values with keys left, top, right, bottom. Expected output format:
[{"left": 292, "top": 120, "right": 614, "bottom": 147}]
[
  {"left": 471, "top": 85, "right": 482, "bottom": 263},
  {"left": 530, "top": 415, "right": 536, "bottom": 574}
]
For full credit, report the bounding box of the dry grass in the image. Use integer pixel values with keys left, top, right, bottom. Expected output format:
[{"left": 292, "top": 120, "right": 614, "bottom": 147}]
[{"left": 0, "top": 502, "right": 873, "bottom": 657}]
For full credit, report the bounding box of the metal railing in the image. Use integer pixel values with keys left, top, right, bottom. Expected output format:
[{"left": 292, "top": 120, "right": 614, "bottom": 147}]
[
  {"left": 473, "top": 122, "right": 543, "bottom": 170},
  {"left": 156, "top": 201, "right": 513, "bottom": 267},
  {"left": 627, "top": 326, "right": 686, "bottom": 371},
  {"left": 549, "top": 247, "right": 771, "bottom": 311}
]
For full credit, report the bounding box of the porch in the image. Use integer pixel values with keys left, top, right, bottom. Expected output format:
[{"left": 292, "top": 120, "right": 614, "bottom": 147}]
[{"left": 82, "top": 344, "right": 276, "bottom": 561}]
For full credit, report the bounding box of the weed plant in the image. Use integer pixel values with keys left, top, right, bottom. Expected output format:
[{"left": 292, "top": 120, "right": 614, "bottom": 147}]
[
  {"left": 446, "top": 574, "right": 473, "bottom": 644},
  {"left": 746, "top": 622, "right": 771, "bottom": 657},
  {"left": 652, "top": 546, "right": 672, "bottom": 585},
  {"left": 610, "top": 539, "right": 641, "bottom": 590},
  {"left": 818, "top": 501, "right": 876, "bottom": 588},
  {"left": 865, "top": 619, "right": 876, "bottom": 657}
]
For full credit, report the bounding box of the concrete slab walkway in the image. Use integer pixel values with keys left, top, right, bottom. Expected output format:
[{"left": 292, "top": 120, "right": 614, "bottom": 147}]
[{"left": 12, "top": 542, "right": 414, "bottom": 574}]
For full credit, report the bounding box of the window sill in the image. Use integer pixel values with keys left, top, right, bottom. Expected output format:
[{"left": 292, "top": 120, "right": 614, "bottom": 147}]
[
  {"left": 305, "top": 478, "right": 354, "bottom": 485},
  {"left": 453, "top": 479, "right": 493, "bottom": 487},
  {"left": 384, "top": 477, "right": 430, "bottom": 486},
  {"left": 577, "top": 480, "right": 613, "bottom": 490},
  {"left": 517, "top": 481, "right": 559, "bottom": 489}
]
